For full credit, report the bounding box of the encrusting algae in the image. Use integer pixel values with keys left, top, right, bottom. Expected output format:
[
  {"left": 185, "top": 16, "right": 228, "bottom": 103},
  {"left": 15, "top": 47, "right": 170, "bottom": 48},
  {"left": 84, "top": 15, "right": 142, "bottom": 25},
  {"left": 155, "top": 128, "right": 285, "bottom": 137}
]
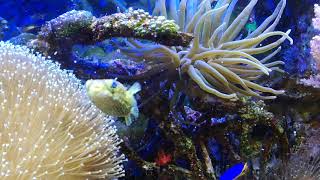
[{"left": 86, "top": 79, "right": 141, "bottom": 126}]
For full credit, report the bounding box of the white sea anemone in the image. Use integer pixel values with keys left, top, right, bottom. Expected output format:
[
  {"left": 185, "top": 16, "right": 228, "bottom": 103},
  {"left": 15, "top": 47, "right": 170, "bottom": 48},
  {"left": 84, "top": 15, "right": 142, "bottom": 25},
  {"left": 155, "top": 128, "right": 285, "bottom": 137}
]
[
  {"left": 121, "top": 0, "right": 293, "bottom": 101},
  {"left": 0, "top": 41, "right": 125, "bottom": 179}
]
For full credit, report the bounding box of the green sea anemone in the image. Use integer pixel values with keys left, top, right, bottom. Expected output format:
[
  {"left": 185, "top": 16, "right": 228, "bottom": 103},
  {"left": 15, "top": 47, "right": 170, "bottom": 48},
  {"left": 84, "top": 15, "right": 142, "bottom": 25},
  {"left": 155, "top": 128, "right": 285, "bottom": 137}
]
[{"left": 120, "top": 0, "right": 293, "bottom": 101}]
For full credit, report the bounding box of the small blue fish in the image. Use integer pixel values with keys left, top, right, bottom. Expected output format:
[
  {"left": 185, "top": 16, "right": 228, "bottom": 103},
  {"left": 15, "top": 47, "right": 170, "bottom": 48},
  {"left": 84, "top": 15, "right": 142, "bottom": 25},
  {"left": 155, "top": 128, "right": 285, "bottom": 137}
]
[{"left": 220, "top": 162, "right": 248, "bottom": 180}]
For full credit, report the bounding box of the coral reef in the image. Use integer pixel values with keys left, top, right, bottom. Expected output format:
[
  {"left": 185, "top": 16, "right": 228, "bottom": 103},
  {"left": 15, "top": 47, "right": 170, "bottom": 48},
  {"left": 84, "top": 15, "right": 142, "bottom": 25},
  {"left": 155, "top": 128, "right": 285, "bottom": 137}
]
[
  {"left": 267, "top": 124, "right": 320, "bottom": 179},
  {"left": 311, "top": 36, "right": 320, "bottom": 68},
  {"left": 1, "top": 0, "right": 320, "bottom": 179},
  {"left": 0, "top": 0, "right": 76, "bottom": 40},
  {"left": 276, "top": 154, "right": 320, "bottom": 179},
  {"left": 120, "top": 0, "right": 293, "bottom": 100},
  {"left": 0, "top": 42, "right": 125, "bottom": 179},
  {"left": 279, "top": 0, "right": 316, "bottom": 75},
  {"left": 0, "top": 17, "right": 8, "bottom": 39},
  {"left": 300, "top": 74, "right": 320, "bottom": 88},
  {"left": 92, "top": 8, "right": 182, "bottom": 43},
  {"left": 31, "top": 9, "right": 193, "bottom": 58},
  {"left": 311, "top": 4, "right": 320, "bottom": 70},
  {"left": 298, "top": 4, "right": 320, "bottom": 89}
]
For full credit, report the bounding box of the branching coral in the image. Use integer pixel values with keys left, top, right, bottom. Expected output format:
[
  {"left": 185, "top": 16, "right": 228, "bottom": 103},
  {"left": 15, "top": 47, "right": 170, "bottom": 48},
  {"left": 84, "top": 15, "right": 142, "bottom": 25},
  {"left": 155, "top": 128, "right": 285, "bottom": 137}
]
[
  {"left": 119, "top": 0, "right": 293, "bottom": 101},
  {"left": 0, "top": 42, "right": 125, "bottom": 179}
]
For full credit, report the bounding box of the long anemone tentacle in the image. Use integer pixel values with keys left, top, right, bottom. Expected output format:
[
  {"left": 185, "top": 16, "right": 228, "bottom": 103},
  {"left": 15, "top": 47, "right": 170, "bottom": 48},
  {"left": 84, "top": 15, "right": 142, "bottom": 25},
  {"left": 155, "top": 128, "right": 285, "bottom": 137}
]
[{"left": 119, "top": 0, "right": 291, "bottom": 100}]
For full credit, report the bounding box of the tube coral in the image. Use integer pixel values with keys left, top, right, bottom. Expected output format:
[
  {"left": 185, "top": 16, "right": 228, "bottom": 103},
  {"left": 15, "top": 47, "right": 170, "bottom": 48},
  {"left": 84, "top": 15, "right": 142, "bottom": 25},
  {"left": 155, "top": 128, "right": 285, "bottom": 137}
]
[
  {"left": 0, "top": 42, "right": 125, "bottom": 179},
  {"left": 120, "top": 0, "right": 293, "bottom": 100}
]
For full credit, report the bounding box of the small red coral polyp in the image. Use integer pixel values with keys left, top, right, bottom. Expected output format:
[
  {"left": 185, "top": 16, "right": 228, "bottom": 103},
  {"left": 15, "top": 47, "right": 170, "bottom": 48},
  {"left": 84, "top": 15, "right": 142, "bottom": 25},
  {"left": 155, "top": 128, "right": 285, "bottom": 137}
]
[{"left": 155, "top": 149, "right": 172, "bottom": 166}]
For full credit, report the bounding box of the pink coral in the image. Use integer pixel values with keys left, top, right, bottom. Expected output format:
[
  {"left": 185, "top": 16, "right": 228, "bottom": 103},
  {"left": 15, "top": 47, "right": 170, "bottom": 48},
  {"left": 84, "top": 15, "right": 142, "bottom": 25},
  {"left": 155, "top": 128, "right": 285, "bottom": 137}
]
[
  {"left": 304, "top": 4, "right": 320, "bottom": 87},
  {"left": 311, "top": 36, "right": 320, "bottom": 69},
  {"left": 311, "top": 4, "right": 320, "bottom": 70},
  {"left": 300, "top": 74, "right": 320, "bottom": 88},
  {"left": 313, "top": 4, "right": 320, "bottom": 30}
]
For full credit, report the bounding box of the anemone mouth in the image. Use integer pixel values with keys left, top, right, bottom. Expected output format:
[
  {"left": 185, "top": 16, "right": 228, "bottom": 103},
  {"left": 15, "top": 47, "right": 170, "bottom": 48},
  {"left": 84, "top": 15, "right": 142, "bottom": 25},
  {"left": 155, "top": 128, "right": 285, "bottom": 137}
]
[{"left": 118, "top": 0, "right": 292, "bottom": 100}]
